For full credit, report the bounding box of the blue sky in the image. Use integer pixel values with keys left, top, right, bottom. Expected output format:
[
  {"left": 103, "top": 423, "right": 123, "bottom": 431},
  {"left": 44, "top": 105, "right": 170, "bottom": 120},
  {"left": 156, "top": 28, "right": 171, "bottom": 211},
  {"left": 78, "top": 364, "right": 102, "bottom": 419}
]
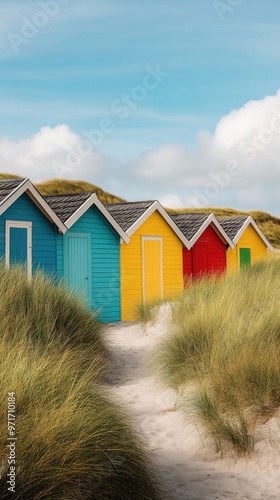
[{"left": 1, "top": 0, "right": 280, "bottom": 215}]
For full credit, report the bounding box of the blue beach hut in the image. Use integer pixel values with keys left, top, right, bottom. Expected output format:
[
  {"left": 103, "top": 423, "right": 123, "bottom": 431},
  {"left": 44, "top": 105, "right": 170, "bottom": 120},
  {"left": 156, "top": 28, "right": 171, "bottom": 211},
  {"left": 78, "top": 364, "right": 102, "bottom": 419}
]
[
  {"left": 0, "top": 178, "right": 66, "bottom": 279},
  {"left": 45, "top": 193, "right": 129, "bottom": 322}
]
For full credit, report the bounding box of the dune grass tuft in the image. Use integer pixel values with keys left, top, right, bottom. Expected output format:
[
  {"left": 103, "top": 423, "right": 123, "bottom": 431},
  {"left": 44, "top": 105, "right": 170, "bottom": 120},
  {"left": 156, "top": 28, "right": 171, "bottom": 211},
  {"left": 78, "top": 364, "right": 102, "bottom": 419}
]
[
  {"left": 0, "top": 265, "right": 160, "bottom": 499},
  {"left": 152, "top": 259, "right": 280, "bottom": 456},
  {"left": 0, "top": 264, "right": 108, "bottom": 373},
  {"left": 0, "top": 335, "right": 160, "bottom": 499},
  {"left": 136, "top": 299, "right": 164, "bottom": 334}
]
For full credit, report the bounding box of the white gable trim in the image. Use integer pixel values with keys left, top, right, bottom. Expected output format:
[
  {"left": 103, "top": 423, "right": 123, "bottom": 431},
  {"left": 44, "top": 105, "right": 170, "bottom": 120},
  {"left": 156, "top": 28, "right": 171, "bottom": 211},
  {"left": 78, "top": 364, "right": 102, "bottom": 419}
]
[
  {"left": 64, "top": 193, "right": 130, "bottom": 244},
  {"left": 0, "top": 179, "right": 67, "bottom": 234},
  {"left": 0, "top": 178, "right": 28, "bottom": 213},
  {"left": 233, "top": 216, "right": 274, "bottom": 251},
  {"left": 188, "top": 213, "right": 235, "bottom": 249},
  {"left": 126, "top": 201, "right": 191, "bottom": 249}
]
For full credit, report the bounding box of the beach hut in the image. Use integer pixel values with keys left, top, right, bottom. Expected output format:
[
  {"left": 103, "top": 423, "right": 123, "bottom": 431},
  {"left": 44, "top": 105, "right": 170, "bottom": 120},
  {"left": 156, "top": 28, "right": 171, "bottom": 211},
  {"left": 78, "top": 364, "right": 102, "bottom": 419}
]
[
  {"left": 170, "top": 213, "right": 234, "bottom": 282},
  {"left": 0, "top": 178, "right": 66, "bottom": 279},
  {"left": 45, "top": 193, "right": 129, "bottom": 322},
  {"left": 105, "top": 201, "right": 191, "bottom": 321},
  {"left": 218, "top": 215, "right": 273, "bottom": 273}
]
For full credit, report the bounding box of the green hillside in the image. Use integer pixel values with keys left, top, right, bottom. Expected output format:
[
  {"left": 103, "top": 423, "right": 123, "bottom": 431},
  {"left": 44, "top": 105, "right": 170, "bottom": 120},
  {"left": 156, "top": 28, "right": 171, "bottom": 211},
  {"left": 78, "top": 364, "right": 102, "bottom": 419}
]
[
  {"left": 0, "top": 174, "right": 125, "bottom": 204},
  {"left": 1, "top": 173, "right": 279, "bottom": 247}
]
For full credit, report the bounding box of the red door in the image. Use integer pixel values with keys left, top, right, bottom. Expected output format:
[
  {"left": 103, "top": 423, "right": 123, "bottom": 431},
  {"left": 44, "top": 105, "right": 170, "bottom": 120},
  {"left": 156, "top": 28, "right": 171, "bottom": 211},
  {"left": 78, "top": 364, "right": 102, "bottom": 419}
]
[{"left": 192, "top": 243, "right": 208, "bottom": 278}]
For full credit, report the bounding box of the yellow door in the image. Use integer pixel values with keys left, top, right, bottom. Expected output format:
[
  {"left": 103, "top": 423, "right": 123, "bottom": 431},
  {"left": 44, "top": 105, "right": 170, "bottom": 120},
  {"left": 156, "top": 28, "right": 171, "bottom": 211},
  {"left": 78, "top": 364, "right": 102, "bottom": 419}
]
[{"left": 142, "top": 237, "right": 163, "bottom": 303}]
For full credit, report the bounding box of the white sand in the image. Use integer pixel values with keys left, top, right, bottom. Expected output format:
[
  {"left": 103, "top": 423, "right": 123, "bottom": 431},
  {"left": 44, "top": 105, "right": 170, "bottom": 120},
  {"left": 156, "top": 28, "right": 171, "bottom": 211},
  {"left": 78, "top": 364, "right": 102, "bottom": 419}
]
[{"left": 104, "top": 310, "right": 280, "bottom": 499}]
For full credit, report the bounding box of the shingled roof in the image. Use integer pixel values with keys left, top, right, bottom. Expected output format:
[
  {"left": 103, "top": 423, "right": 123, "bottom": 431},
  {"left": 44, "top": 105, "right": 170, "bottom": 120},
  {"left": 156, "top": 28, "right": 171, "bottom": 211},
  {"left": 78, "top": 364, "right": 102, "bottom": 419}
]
[
  {"left": 0, "top": 178, "right": 66, "bottom": 233},
  {"left": 45, "top": 193, "right": 93, "bottom": 224},
  {"left": 170, "top": 213, "right": 211, "bottom": 241},
  {"left": 217, "top": 216, "right": 249, "bottom": 241},
  {"left": 105, "top": 201, "right": 155, "bottom": 232},
  {"left": 0, "top": 178, "right": 25, "bottom": 204},
  {"left": 45, "top": 192, "right": 130, "bottom": 242}
]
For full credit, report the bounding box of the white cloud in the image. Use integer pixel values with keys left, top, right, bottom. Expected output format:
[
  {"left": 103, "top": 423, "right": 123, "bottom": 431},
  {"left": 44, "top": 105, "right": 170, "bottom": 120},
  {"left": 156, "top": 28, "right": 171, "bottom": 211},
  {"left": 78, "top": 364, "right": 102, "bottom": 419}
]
[
  {"left": 1, "top": 89, "right": 280, "bottom": 216},
  {"left": 158, "top": 194, "right": 185, "bottom": 209},
  {"left": 214, "top": 90, "right": 280, "bottom": 150},
  {"left": 0, "top": 124, "right": 105, "bottom": 182},
  {"left": 134, "top": 144, "right": 191, "bottom": 181},
  {"left": 132, "top": 89, "right": 280, "bottom": 214}
]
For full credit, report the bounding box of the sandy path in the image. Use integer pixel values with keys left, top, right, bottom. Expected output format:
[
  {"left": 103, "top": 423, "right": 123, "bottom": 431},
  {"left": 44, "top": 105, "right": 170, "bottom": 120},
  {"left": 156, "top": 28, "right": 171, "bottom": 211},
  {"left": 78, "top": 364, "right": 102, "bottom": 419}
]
[{"left": 105, "top": 317, "right": 280, "bottom": 500}]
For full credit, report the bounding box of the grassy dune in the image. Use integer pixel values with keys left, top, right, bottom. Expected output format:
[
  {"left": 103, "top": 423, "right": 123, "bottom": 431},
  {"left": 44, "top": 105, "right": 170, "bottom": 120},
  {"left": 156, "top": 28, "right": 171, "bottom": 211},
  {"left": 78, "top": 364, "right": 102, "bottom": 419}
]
[
  {"left": 152, "top": 259, "right": 280, "bottom": 456},
  {"left": 0, "top": 173, "right": 22, "bottom": 179},
  {"left": 36, "top": 178, "right": 125, "bottom": 203},
  {"left": 0, "top": 174, "right": 125, "bottom": 204},
  {"left": 1, "top": 172, "right": 279, "bottom": 245},
  {"left": 0, "top": 265, "right": 160, "bottom": 499}
]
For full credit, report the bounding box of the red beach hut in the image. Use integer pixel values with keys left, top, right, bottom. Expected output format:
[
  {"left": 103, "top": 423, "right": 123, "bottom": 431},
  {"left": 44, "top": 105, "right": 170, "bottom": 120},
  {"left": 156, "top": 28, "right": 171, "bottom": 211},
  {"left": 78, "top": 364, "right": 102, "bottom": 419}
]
[{"left": 170, "top": 213, "right": 234, "bottom": 282}]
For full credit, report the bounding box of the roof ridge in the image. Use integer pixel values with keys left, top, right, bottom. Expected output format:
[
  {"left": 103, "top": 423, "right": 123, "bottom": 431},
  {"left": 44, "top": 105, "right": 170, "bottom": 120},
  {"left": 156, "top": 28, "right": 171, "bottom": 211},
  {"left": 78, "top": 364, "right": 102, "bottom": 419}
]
[
  {"left": 218, "top": 215, "right": 249, "bottom": 220},
  {"left": 45, "top": 192, "right": 94, "bottom": 198},
  {"left": 171, "top": 212, "right": 211, "bottom": 216},
  {"left": 105, "top": 200, "right": 155, "bottom": 206},
  {"left": 0, "top": 178, "right": 25, "bottom": 183}
]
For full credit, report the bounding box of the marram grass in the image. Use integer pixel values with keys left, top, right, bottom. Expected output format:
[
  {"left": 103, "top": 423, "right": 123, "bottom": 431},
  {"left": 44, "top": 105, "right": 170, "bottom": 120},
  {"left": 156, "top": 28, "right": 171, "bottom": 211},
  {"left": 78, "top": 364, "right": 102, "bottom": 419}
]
[
  {"left": 152, "top": 259, "right": 280, "bottom": 456},
  {"left": 0, "top": 336, "right": 160, "bottom": 499},
  {"left": 0, "top": 263, "right": 108, "bottom": 373},
  {"left": 0, "top": 265, "right": 160, "bottom": 499},
  {"left": 136, "top": 298, "right": 167, "bottom": 334}
]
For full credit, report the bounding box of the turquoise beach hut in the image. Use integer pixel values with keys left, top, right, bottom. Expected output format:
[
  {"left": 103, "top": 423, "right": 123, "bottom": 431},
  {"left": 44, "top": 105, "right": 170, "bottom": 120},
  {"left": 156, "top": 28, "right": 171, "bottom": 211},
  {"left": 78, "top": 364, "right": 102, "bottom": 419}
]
[
  {"left": 0, "top": 178, "right": 66, "bottom": 278},
  {"left": 45, "top": 193, "right": 129, "bottom": 322}
]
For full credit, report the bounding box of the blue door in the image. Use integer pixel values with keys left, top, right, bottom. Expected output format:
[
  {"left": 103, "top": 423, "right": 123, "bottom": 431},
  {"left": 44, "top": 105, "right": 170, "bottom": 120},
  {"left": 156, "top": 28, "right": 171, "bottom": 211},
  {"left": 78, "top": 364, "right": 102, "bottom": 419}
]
[
  {"left": 6, "top": 221, "right": 32, "bottom": 278},
  {"left": 64, "top": 233, "right": 91, "bottom": 305},
  {"left": 10, "top": 227, "right": 28, "bottom": 265}
]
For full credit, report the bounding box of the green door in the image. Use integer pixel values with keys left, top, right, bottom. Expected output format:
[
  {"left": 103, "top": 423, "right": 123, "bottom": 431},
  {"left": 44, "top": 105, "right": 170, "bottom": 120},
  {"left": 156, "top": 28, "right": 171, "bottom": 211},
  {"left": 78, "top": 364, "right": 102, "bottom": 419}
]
[
  {"left": 64, "top": 233, "right": 91, "bottom": 305},
  {"left": 239, "top": 248, "right": 251, "bottom": 268}
]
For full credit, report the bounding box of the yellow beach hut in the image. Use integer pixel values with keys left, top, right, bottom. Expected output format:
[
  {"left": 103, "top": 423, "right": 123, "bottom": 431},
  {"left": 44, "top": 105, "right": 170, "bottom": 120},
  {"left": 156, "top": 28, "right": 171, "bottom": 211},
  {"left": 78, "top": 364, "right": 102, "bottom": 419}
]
[
  {"left": 106, "top": 201, "right": 191, "bottom": 321},
  {"left": 218, "top": 216, "right": 273, "bottom": 273}
]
